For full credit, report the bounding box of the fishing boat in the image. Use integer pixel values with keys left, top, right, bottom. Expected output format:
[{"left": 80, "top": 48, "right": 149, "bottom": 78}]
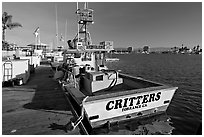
[
  {"left": 2, "top": 45, "right": 42, "bottom": 86},
  {"left": 54, "top": 3, "right": 178, "bottom": 134}
]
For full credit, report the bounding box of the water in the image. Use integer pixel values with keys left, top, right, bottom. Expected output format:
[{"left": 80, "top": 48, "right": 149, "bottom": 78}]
[{"left": 101, "top": 54, "right": 202, "bottom": 135}]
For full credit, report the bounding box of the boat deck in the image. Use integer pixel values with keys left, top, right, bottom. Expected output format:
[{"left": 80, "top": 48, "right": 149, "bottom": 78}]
[
  {"left": 92, "top": 74, "right": 164, "bottom": 96},
  {"left": 2, "top": 64, "right": 80, "bottom": 135}
]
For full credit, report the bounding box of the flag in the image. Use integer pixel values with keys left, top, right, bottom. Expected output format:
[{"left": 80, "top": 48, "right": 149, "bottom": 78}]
[{"left": 34, "top": 27, "right": 40, "bottom": 37}]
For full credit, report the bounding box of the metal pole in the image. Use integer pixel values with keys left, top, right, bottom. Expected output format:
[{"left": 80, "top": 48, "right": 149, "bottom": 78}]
[
  {"left": 85, "top": 23, "right": 87, "bottom": 46},
  {"left": 55, "top": 4, "right": 58, "bottom": 49},
  {"left": 65, "top": 19, "right": 67, "bottom": 49},
  {"left": 77, "top": 2, "right": 79, "bottom": 42},
  {"left": 37, "top": 29, "right": 40, "bottom": 46}
]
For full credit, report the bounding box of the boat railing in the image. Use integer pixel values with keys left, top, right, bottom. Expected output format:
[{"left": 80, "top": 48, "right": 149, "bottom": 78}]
[
  {"left": 3, "top": 60, "right": 13, "bottom": 82},
  {"left": 69, "top": 96, "right": 89, "bottom": 130}
]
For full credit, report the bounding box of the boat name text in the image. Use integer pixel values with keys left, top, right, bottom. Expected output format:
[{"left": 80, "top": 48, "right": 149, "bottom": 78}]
[{"left": 106, "top": 92, "right": 161, "bottom": 112}]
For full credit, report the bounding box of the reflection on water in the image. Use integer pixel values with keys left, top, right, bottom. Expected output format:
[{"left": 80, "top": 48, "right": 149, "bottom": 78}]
[{"left": 91, "top": 113, "right": 174, "bottom": 135}]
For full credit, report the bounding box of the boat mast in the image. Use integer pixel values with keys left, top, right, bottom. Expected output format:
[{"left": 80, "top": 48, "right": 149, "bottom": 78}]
[
  {"left": 55, "top": 4, "right": 59, "bottom": 50},
  {"left": 65, "top": 19, "right": 67, "bottom": 49},
  {"left": 77, "top": 2, "right": 79, "bottom": 42},
  {"left": 84, "top": 2, "right": 88, "bottom": 46},
  {"left": 76, "top": 2, "right": 94, "bottom": 48}
]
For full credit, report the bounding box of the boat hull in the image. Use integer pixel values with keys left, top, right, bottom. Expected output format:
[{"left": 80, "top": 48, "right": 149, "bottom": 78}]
[
  {"left": 63, "top": 72, "right": 178, "bottom": 129},
  {"left": 83, "top": 86, "right": 177, "bottom": 128}
]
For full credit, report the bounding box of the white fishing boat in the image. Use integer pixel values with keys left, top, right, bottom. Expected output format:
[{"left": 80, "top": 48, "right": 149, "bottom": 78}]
[
  {"left": 54, "top": 3, "right": 178, "bottom": 134},
  {"left": 2, "top": 47, "right": 42, "bottom": 86}
]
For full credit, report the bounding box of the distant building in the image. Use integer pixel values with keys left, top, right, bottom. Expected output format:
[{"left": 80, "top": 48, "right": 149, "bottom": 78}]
[
  {"left": 127, "top": 46, "right": 134, "bottom": 53},
  {"left": 192, "top": 45, "right": 202, "bottom": 54},
  {"left": 170, "top": 44, "right": 202, "bottom": 54},
  {"left": 27, "top": 43, "right": 47, "bottom": 51},
  {"left": 2, "top": 41, "right": 18, "bottom": 51},
  {"left": 171, "top": 46, "right": 179, "bottom": 53},
  {"left": 142, "top": 45, "right": 150, "bottom": 54},
  {"left": 27, "top": 43, "right": 48, "bottom": 57}
]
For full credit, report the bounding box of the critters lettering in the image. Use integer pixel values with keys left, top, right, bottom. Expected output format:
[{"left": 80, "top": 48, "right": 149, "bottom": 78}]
[{"left": 106, "top": 92, "right": 161, "bottom": 112}]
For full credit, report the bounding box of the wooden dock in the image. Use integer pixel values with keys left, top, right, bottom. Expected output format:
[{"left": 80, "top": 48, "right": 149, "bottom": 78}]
[{"left": 2, "top": 64, "right": 80, "bottom": 135}]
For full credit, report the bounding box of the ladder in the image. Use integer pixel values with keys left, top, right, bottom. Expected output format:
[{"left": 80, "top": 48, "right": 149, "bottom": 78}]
[{"left": 3, "top": 60, "right": 13, "bottom": 81}]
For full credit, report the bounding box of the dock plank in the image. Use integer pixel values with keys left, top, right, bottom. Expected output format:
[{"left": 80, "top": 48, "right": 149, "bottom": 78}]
[{"left": 2, "top": 65, "right": 79, "bottom": 135}]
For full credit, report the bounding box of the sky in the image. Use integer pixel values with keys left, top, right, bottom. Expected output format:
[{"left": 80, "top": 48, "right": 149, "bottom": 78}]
[{"left": 2, "top": 2, "right": 202, "bottom": 49}]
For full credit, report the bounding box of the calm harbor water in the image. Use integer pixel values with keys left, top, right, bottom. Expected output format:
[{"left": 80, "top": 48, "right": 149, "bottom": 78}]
[{"left": 99, "top": 54, "right": 202, "bottom": 135}]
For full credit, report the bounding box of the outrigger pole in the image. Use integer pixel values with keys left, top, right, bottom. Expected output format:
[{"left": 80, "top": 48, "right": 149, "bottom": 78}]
[{"left": 65, "top": 19, "right": 67, "bottom": 49}]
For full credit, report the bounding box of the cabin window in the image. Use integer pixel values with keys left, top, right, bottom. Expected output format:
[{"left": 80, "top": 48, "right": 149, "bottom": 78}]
[{"left": 96, "top": 75, "right": 103, "bottom": 81}]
